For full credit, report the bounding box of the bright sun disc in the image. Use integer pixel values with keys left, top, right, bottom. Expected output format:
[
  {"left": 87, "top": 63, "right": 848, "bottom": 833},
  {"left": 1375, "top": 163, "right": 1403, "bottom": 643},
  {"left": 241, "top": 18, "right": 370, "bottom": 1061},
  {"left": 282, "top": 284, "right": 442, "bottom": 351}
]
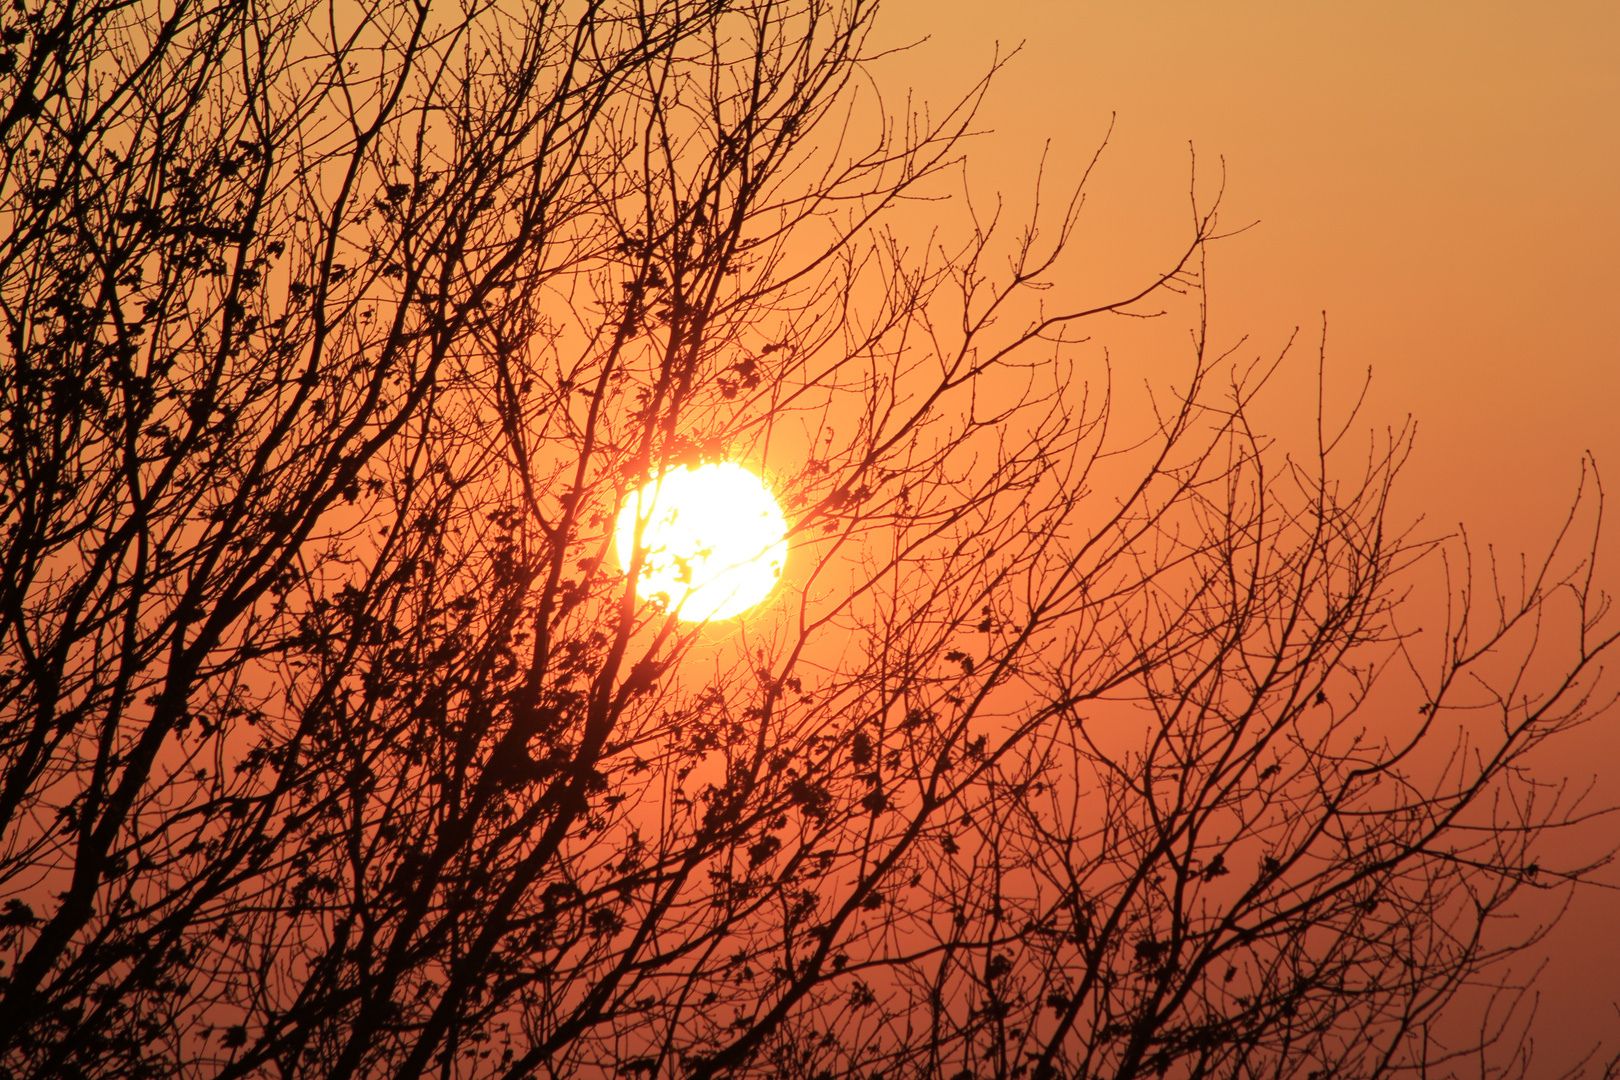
[{"left": 615, "top": 462, "right": 789, "bottom": 621}]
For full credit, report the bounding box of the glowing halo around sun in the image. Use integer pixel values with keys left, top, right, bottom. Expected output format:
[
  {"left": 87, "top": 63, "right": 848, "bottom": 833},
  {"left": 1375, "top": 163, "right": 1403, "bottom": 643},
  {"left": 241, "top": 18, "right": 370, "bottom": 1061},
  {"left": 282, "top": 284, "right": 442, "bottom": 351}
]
[{"left": 614, "top": 462, "right": 789, "bottom": 622}]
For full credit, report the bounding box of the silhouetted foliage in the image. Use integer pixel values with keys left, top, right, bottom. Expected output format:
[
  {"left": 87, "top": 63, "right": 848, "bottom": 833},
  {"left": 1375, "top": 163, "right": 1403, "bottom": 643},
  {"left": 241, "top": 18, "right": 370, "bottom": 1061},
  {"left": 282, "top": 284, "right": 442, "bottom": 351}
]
[{"left": 2, "top": 1, "right": 1616, "bottom": 1078}]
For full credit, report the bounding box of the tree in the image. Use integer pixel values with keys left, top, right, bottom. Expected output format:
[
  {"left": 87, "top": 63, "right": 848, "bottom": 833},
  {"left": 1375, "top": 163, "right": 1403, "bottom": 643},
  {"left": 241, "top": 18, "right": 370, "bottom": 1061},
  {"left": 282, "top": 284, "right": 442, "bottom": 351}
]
[{"left": 1, "top": 0, "right": 1615, "bottom": 1077}]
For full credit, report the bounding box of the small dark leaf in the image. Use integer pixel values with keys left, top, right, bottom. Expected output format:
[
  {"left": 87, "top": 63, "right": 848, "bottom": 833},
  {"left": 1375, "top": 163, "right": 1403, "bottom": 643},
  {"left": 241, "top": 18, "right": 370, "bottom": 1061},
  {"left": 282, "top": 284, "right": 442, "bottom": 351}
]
[
  {"left": 747, "top": 836, "right": 781, "bottom": 868},
  {"left": 1, "top": 899, "right": 36, "bottom": 927}
]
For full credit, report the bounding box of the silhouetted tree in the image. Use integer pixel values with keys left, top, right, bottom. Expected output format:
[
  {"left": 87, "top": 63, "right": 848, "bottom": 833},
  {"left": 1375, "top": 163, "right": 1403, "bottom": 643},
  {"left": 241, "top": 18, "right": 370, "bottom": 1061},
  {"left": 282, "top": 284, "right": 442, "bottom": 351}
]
[{"left": 1, "top": 1, "right": 1615, "bottom": 1078}]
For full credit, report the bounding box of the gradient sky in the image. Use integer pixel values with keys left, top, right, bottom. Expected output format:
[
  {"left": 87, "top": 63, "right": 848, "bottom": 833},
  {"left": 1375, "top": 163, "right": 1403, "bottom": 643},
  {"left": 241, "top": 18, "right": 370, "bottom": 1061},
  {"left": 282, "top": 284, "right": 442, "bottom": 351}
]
[{"left": 874, "top": 0, "right": 1620, "bottom": 1065}]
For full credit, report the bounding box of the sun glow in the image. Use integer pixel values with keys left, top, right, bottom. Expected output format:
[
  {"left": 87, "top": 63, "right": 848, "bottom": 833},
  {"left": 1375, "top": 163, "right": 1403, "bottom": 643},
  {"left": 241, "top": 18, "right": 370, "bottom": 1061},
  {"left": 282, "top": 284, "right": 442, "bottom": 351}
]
[{"left": 614, "top": 462, "right": 789, "bottom": 621}]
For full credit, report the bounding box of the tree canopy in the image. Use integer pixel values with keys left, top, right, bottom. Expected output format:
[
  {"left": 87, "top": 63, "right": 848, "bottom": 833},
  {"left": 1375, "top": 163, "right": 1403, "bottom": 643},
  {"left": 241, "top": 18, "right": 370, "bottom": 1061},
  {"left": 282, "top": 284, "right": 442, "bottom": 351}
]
[{"left": 1, "top": 1, "right": 1615, "bottom": 1078}]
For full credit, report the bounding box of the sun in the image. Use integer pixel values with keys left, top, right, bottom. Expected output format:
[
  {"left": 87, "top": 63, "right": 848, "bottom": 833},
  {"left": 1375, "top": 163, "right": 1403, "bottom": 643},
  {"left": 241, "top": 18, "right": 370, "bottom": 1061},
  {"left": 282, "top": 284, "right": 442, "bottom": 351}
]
[{"left": 615, "top": 462, "right": 789, "bottom": 621}]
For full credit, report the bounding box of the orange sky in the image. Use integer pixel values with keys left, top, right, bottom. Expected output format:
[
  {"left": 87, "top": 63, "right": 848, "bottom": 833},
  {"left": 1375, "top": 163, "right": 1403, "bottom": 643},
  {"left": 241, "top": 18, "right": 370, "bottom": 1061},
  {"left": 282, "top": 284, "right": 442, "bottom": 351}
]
[{"left": 874, "top": 0, "right": 1620, "bottom": 1066}]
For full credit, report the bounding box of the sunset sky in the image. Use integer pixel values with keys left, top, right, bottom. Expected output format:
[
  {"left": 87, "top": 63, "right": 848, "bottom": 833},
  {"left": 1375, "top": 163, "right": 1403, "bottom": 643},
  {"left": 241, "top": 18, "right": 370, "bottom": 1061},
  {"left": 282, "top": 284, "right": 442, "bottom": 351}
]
[
  {"left": 6, "top": 1, "right": 1616, "bottom": 1072},
  {"left": 875, "top": 0, "right": 1620, "bottom": 1065}
]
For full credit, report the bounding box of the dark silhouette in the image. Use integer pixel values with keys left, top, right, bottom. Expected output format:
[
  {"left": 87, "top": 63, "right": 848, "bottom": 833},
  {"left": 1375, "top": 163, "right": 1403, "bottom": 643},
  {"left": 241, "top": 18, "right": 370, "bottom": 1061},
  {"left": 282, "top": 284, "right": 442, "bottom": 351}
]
[{"left": 1, "top": 1, "right": 1615, "bottom": 1078}]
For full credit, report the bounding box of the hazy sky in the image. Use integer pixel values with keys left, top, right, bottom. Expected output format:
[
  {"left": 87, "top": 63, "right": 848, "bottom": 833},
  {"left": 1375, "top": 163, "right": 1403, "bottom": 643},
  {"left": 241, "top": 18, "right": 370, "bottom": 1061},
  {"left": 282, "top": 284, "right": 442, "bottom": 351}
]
[{"left": 873, "top": 0, "right": 1620, "bottom": 1065}]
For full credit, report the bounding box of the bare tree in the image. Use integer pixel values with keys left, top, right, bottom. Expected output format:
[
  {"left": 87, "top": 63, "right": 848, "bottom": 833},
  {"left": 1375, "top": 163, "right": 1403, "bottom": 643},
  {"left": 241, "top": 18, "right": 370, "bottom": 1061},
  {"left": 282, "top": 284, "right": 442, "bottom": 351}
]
[{"left": 1, "top": 0, "right": 1615, "bottom": 1078}]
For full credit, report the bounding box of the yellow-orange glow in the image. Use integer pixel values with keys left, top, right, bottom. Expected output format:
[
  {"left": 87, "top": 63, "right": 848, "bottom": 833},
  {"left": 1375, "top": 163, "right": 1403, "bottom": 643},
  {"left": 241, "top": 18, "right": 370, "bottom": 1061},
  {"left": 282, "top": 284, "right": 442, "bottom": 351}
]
[{"left": 615, "top": 462, "right": 789, "bottom": 621}]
